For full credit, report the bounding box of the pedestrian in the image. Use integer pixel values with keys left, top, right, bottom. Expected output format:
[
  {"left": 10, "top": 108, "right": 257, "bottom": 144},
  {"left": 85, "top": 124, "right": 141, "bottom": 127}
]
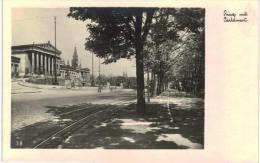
[{"left": 98, "top": 85, "right": 102, "bottom": 92}]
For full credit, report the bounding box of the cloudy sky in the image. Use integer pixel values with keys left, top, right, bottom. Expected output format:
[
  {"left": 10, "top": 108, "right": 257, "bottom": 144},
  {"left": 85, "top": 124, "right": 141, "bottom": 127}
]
[{"left": 12, "top": 8, "right": 136, "bottom": 77}]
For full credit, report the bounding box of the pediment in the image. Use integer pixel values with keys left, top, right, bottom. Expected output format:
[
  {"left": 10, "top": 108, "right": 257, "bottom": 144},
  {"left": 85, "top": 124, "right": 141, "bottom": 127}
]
[{"left": 35, "top": 42, "right": 62, "bottom": 54}]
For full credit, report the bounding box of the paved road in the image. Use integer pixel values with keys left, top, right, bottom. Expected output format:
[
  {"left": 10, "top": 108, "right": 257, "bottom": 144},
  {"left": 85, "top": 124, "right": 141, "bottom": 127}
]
[
  {"left": 11, "top": 81, "right": 136, "bottom": 131},
  {"left": 11, "top": 81, "right": 204, "bottom": 149}
]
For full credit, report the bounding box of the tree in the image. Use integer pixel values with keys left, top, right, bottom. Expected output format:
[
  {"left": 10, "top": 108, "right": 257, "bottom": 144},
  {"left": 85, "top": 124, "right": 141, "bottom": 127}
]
[
  {"left": 71, "top": 46, "right": 79, "bottom": 69},
  {"left": 68, "top": 8, "right": 156, "bottom": 114},
  {"left": 68, "top": 8, "right": 205, "bottom": 112},
  {"left": 96, "top": 74, "right": 108, "bottom": 86},
  {"left": 170, "top": 30, "right": 205, "bottom": 96},
  {"left": 166, "top": 8, "right": 205, "bottom": 96},
  {"left": 143, "top": 8, "right": 205, "bottom": 96},
  {"left": 143, "top": 9, "right": 183, "bottom": 95}
]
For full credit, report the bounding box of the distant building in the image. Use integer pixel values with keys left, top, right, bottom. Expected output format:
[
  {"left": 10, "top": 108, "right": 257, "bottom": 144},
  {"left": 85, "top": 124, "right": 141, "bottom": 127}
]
[
  {"left": 59, "top": 64, "right": 90, "bottom": 86},
  {"left": 11, "top": 56, "right": 20, "bottom": 78},
  {"left": 11, "top": 42, "right": 90, "bottom": 85},
  {"left": 11, "top": 41, "right": 61, "bottom": 77},
  {"left": 59, "top": 46, "right": 90, "bottom": 86},
  {"left": 71, "top": 46, "right": 79, "bottom": 69}
]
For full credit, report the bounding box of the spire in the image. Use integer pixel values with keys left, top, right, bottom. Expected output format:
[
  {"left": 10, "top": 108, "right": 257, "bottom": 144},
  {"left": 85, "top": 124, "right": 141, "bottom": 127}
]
[
  {"left": 72, "top": 46, "right": 79, "bottom": 69},
  {"left": 74, "top": 46, "right": 77, "bottom": 54}
]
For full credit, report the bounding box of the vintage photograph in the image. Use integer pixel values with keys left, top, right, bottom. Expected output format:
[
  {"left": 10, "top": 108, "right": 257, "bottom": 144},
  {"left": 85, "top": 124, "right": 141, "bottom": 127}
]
[{"left": 11, "top": 7, "right": 205, "bottom": 149}]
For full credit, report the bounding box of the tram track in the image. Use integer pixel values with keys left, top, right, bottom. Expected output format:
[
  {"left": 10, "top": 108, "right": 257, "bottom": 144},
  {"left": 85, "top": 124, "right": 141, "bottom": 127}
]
[{"left": 33, "top": 99, "right": 135, "bottom": 148}]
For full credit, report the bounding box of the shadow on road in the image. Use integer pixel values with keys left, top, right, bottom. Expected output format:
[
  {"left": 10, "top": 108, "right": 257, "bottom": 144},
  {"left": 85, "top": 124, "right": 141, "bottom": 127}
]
[
  {"left": 11, "top": 100, "right": 204, "bottom": 149},
  {"left": 61, "top": 102, "right": 204, "bottom": 149}
]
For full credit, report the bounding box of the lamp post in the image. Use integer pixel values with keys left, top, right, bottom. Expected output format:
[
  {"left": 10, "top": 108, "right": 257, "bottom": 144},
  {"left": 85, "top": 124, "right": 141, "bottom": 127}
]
[
  {"left": 91, "top": 53, "right": 95, "bottom": 86},
  {"left": 54, "top": 16, "right": 57, "bottom": 84},
  {"left": 98, "top": 57, "right": 100, "bottom": 81},
  {"left": 98, "top": 57, "right": 101, "bottom": 92}
]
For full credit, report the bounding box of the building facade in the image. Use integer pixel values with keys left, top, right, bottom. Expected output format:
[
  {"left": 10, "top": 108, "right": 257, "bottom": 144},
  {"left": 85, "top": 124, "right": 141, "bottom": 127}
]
[
  {"left": 59, "top": 46, "right": 90, "bottom": 86},
  {"left": 60, "top": 63, "right": 90, "bottom": 86},
  {"left": 11, "top": 42, "right": 91, "bottom": 86},
  {"left": 11, "top": 56, "right": 20, "bottom": 78},
  {"left": 11, "top": 41, "right": 61, "bottom": 77}
]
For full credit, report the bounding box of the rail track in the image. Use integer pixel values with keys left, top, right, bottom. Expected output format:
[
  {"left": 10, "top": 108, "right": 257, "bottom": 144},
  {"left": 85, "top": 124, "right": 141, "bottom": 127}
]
[{"left": 33, "top": 99, "right": 135, "bottom": 148}]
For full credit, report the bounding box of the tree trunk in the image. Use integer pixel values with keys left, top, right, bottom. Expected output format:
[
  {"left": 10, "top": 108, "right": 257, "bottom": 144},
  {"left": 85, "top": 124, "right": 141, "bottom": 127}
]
[
  {"left": 154, "top": 74, "right": 158, "bottom": 96},
  {"left": 135, "top": 12, "right": 146, "bottom": 114},
  {"left": 156, "top": 73, "right": 160, "bottom": 95},
  {"left": 147, "top": 69, "right": 150, "bottom": 103},
  {"left": 157, "top": 71, "right": 165, "bottom": 95},
  {"left": 150, "top": 70, "right": 155, "bottom": 97}
]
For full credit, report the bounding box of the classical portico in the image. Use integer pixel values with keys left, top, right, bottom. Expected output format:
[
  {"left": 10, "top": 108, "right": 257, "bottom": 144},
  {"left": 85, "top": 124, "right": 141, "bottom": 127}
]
[{"left": 11, "top": 41, "right": 61, "bottom": 77}]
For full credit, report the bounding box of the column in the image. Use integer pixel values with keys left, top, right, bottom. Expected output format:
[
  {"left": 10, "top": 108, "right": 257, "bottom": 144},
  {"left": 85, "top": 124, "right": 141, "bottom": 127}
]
[
  {"left": 52, "top": 57, "right": 55, "bottom": 75},
  {"left": 47, "top": 56, "right": 50, "bottom": 75},
  {"left": 31, "top": 52, "right": 35, "bottom": 74},
  {"left": 35, "top": 53, "right": 39, "bottom": 74},
  {"left": 44, "top": 55, "right": 47, "bottom": 75},
  {"left": 56, "top": 58, "right": 58, "bottom": 75},
  {"left": 48, "top": 56, "right": 50, "bottom": 75},
  {"left": 41, "top": 54, "right": 43, "bottom": 74},
  {"left": 37, "top": 53, "right": 41, "bottom": 74},
  {"left": 58, "top": 58, "right": 60, "bottom": 71},
  {"left": 42, "top": 55, "right": 45, "bottom": 74},
  {"left": 44, "top": 55, "right": 46, "bottom": 74},
  {"left": 50, "top": 57, "right": 53, "bottom": 75},
  {"left": 38, "top": 53, "right": 41, "bottom": 74}
]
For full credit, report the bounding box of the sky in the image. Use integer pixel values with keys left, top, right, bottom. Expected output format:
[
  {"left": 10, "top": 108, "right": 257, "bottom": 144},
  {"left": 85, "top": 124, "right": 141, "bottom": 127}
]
[{"left": 12, "top": 8, "right": 136, "bottom": 77}]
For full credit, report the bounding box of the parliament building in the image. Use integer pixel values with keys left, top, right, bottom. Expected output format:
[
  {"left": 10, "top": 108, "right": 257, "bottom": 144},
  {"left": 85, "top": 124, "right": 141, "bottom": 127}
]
[{"left": 11, "top": 42, "right": 90, "bottom": 86}]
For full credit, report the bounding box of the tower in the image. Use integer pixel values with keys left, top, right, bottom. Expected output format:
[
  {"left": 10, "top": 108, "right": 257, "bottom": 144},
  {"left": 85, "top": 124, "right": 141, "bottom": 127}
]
[{"left": 71, "top": 46, "right": 79, "bottom": 69}]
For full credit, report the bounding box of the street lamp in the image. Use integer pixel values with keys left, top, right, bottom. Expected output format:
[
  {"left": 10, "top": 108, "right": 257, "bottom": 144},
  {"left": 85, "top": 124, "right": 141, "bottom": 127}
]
[
  {"left": 54, "top": 16, "right": 58, "bottom": 85},
  {"left": 91, "top": 52, "right": 95, "bottom": 86}
]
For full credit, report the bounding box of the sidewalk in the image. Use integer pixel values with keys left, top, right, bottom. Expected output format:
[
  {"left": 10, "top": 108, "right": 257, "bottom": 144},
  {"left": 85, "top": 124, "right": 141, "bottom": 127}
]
[
  {"left": 17, "top": 80, "right": 127, "bottom": 92},
  {"left": 60, "top": 96, "right": 204, "bottom": 149}
]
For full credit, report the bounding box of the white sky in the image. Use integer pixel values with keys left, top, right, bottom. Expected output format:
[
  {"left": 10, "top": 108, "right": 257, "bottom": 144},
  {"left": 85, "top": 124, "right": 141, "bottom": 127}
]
[{"left": 12, "top": 8, "right": 136, "bottom": 77}]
